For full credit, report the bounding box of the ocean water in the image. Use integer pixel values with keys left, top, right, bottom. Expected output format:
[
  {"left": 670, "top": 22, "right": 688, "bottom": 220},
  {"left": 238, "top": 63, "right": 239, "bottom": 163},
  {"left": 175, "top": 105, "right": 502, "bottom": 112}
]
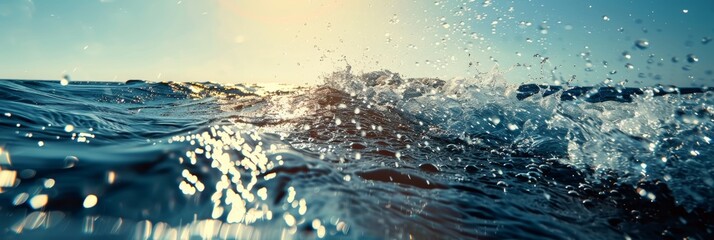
[{"left": 0, "top": 69, "right": 712, "bottom": 239}]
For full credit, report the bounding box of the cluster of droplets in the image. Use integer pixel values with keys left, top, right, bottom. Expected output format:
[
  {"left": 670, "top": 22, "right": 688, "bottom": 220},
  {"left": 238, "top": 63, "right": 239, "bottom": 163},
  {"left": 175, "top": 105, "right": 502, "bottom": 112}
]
[
  {"left": 378, "top": 0, "right": 528, "bottom": 73},
  {"left": 324, "top": 66, "right": 714, "bottom": 211},
  {"left": 404, "top": 0, "right": 712, "bottom": 87}
]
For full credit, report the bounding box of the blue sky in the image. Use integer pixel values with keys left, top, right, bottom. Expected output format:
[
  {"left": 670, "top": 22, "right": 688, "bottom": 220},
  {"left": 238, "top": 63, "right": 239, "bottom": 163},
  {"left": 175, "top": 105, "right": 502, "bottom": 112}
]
[{"left": 0, "top": 0, "right": 712, "bottom": 86}]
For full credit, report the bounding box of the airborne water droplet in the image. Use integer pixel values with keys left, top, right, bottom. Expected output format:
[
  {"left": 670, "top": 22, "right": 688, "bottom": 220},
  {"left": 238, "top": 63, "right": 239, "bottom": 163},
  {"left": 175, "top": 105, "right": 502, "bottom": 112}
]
[
  {"left": 13, "top": 193, "right": 29, "bottom": 206},
  {"left": 284, "top": 213, "right": 296, "bottom": 227},
  {"left": 64, "top": 156, "right": 79, "bottom": 168},
  {"left": 702, "top": 37, "right": 712, "bottom": 45},
  {"left": 635, "top": 39, "right": 649, "bottom": 49},
  {"left": 44, "top": 179, "right": 55, "bottom": 188},
  {"left": 623, "top": 51, "right": 631, "bottom": 59},
  {"left": 83, "top": 194, "right": 98, "bottom": 208},
  {"left": 60, "top": 75, "right": 71, "bottom": 86},
  {"left": 29, "top": 194, "right": 48, "bottom": 209},
  {"left": 686, "top": 54, "right": 699, "bottom": 63}
]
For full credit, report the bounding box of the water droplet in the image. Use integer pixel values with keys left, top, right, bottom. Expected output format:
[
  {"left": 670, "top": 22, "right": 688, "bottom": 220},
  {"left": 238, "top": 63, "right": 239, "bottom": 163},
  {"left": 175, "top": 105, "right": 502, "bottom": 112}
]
[
  {"left": 388, "top": 14, "right": 399, "bottom": 24},
  {"left": 20, "top": 169, "right": 35, "bottom": 178},
  {"left": 283, "top": 213, "right": 296, "bottom": 226},
  {"left": 635, "top": 39, "right": 649, "bottom": 49},
  {"left": 623, "top": 51, "right": 631, "bottom": 59},
  {"left": 83, "top": 194, "right": 98, "bottom": 208},
  {"left": 44, "top": 178, "right": 55, "bottom": 188},
  {"left": 64, "top": 156, "right": 79, "bottom": 168},
  {"left": 317, "top": 225, "right": 326, "bottom": 238},
  {"left": 637, "top": 188, "right": 647, "bottom": 197},
  {"left": 107, "top": 171, "right": 116, "bottom": 184},
  {"left": 702, "top": 37, "right": 712, "bottom": 45},
  {"left": 312, "top": 219, "right": 322, "bottom": 229},
  {"left": 29, "top": 194, "right": 48, "bottom": 209},
  {"left": 64, "top": 125, "right": 74, "bottom": 132},
  {"left": 60, "top": 75, "right": 70, "bottom": 86},
  {"left": 602, "top": 15, "right": 610, "bottom": 21},
  {"left": 13, "top": 193, "right": 29, "bottom": 206},
  {"left": 488, "top": 116, "right": 501, "bottom": 125},
  {"left": 686, "top": 54, "right": 699, "bottom": 63}
]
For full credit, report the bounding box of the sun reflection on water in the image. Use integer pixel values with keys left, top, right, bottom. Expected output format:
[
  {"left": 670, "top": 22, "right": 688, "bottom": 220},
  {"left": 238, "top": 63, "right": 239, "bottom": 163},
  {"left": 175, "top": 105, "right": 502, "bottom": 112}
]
[
  {"left": 0, "top": 121, "right": 354, "bottom": 239},
  {"left": 161, "top": 125, "right": 333, "bottom": 238}
]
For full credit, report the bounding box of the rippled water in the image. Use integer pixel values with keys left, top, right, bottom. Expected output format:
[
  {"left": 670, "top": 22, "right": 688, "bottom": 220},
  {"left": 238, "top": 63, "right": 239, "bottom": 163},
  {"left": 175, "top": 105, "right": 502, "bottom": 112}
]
[{"left": 0, "top": 70, "right": 713, "bottom": 239}]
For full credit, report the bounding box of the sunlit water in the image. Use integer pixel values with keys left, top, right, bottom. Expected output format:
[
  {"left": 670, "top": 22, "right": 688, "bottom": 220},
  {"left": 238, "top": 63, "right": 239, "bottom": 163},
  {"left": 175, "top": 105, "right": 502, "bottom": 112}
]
[{"left": 0, "top": 69, "right": 712, "bottom": 239}]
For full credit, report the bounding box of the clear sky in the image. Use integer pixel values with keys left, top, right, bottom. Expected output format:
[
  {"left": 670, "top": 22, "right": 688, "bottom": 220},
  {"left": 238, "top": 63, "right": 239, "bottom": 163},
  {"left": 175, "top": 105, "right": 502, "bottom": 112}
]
[{"left": 0, "top": 0, "right": 712, "bottom": 86}]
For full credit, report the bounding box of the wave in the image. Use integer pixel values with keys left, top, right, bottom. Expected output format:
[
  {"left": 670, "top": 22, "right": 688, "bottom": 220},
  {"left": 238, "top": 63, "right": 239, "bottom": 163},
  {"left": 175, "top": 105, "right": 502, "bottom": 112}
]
[
  {"left": 314, "top": 68, "right": 714, "bottom": 209},
  {"left": 0, "top": 71, "right": 712, "bottom": 239}
]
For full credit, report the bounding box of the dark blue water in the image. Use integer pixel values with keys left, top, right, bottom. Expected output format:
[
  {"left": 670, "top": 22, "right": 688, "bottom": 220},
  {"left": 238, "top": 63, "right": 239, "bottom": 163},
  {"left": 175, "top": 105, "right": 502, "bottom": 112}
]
[{"left": 0, "top": 70, "right": 713, "bottom": 239}]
